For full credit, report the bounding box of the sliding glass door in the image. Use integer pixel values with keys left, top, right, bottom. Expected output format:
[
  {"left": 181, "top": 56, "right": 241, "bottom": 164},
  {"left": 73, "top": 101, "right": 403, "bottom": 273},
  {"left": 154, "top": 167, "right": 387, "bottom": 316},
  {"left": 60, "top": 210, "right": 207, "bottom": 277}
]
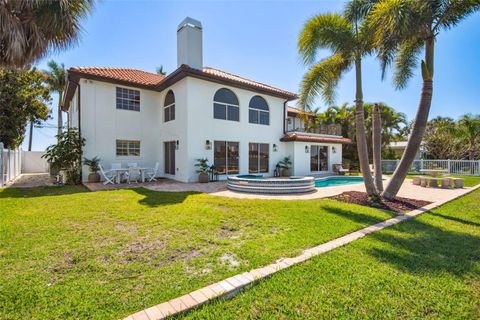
[
  {"left": 214, "top": 141, "right": 239, "bottom": 174},
  {"left": 249, "top": 143, "right": 269, "bottom": 173},
  {"left": 310, "top": 145, "right": 328, "bottom": 172}
]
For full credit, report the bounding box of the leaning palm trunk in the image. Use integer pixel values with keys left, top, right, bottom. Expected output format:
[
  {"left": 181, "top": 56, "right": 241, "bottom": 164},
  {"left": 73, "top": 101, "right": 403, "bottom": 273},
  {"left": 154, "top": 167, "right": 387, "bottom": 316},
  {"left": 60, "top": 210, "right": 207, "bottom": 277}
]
[
  {"left": 383, "top": 39, "right": 434, "bottom": 200},
  {"left": 372, "top": 103, "right": 383, "bottom": 192},
  {"left": 354, "top": 58, "right": 378, "bottom": 197}
]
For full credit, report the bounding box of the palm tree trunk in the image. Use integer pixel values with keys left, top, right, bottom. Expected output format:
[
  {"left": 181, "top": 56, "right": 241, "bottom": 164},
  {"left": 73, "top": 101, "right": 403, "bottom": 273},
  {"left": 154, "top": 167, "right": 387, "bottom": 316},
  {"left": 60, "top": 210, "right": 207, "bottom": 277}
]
[
  {"left": 354, "top": 57, "right": 378, "bottom": 197},
  {"left": 28, "top": 120, "right": 33, "bottom": 151},
  {"left": 57, "top": 90, "right": 63, "bottom": 142},
  {"left": 372, "top": 103, "right": 383, "bottom": 192},
  {"left": 383, "top": 38, "right": 434, "bottom": 200}
]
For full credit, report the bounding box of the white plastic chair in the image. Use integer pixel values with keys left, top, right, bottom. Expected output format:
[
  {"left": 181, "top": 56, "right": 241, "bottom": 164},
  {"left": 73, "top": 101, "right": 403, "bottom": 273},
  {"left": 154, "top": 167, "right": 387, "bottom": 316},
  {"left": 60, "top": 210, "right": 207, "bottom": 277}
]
[
  {"left": 145, "top": 162, "right": 159, "bottom": 182},
  {"left": 99, "top": 165, "right": 116, "bottom": 185},
  {"left": 127, "top": 167, "right": 141, "bottom": 184}
]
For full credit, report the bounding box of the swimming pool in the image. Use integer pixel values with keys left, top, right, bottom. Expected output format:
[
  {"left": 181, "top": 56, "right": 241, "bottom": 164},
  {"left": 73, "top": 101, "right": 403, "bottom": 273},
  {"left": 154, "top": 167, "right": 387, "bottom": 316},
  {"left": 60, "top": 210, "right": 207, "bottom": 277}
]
[{"left": 315, "top": 176, "right": 364, "bottom": 188}]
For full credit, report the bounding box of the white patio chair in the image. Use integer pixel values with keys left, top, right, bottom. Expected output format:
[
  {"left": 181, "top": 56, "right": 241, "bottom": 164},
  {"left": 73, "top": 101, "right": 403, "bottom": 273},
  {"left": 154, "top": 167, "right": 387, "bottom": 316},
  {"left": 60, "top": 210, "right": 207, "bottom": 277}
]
[
  {"left": 145, "top": 162, "right": 159, "bottom": 182},
  {"left": 127, "top": 167, "right": 141, "bottom": 184},
  {"left": 110, "top": 163, "right": 125, "bottom": 183},
  {"left": 99, "top": 165, "right": 116, "bottom": 185}
]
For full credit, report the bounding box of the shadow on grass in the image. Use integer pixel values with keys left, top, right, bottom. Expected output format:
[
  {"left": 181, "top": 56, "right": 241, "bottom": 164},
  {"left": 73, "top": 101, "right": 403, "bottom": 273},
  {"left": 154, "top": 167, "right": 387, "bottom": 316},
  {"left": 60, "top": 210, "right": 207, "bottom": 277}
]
[
  {"left": 132, "top": 187, "right": 201, "bottom": 207},
  {"left": 322, "top": 205, "right": 396, "bottom": 226},
  {"left": 367, "top": 218, "right": 480, "bottom": 276},
  {"left": 0, "top": 185, "right": 88, "bottom": 198}
]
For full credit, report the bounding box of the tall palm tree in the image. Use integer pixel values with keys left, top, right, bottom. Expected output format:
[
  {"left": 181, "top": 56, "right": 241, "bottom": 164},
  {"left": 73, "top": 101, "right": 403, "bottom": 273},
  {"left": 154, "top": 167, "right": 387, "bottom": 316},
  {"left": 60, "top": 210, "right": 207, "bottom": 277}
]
[
  {"left": 44, "top": 60, "right": 66, "bottom": 140},
  {"left": 369, "top": 0, "right": 480, "bottom": 200},
  {"left": 298, "top": 1, "right": 379, "bottom": 197},
  {"left": 0, "top": 0, "right": 94, "bottom": 67},
  {"left": 372, "top": 103, "right": 383, "bottom": 191}
]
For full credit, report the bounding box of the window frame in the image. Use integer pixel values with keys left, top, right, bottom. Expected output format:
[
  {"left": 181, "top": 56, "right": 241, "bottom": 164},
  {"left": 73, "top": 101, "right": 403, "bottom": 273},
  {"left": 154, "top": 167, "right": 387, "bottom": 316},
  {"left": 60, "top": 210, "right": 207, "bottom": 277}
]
[
  {"left": 248, "top": 96, "right": 269, "bottom": 125},
  {"left": 116, "top": 139, "right": 141, "bottom": 157},
  {"left": 116, "top": 87, "right": 140, "bottom": 112},
  {"left": 164, "top": 90, "right": 175, "bottom": 122},
  {"left": 213, "top": 88, "right": 240, "bottom": 122},
  {"left": 249, "top": 143, "right": 269, "bottom": 173}
]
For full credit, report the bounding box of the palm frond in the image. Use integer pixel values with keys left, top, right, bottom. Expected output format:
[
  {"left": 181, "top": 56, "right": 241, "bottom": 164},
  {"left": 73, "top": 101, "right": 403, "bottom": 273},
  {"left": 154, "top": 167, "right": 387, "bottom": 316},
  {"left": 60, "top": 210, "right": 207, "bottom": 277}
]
[
  {"left": 393, "top": 37, "right": 423, "bottom": 89},
  {"left": 298, "top": 53, "right": 352, "bottom": 109},
  {"left": 298, "top": 14, "right": 354, "bottom": 66},
  {"left": 435, "top": 0, "right": 480, "bottom": 31},
  {"left": 344, "top": 0, "right": 379, "bottom": 23}
]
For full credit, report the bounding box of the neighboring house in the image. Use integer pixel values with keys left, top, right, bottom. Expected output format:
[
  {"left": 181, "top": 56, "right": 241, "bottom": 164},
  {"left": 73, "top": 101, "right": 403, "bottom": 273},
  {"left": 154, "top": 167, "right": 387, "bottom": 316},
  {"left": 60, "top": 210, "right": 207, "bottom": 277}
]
[
  {"left": 387, "top": 141, "right": 423, "bottom": 159},
  {"left": 62, "top": 17, "right": 351, "bottom": 183}
]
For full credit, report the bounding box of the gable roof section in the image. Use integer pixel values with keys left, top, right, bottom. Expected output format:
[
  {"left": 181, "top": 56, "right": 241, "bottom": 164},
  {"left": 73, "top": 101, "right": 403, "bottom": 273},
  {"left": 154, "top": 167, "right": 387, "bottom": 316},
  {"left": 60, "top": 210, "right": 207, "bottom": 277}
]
[
  {"left": 63, "top": 65, "right": 297, "bottom": 111},
  {"left": 281, "top": 132, "right": 352, "bottom": 144}
]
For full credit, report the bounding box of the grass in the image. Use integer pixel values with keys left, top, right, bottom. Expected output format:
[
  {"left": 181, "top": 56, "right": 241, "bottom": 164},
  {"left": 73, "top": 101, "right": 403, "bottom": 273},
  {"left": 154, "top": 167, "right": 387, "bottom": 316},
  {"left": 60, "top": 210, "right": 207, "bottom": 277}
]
[
  {"left": 0, "top": 186, "right": 396, "bottom": 320},
  {"left": 180, "top": 188, "right": 480, "bottom": 319}
]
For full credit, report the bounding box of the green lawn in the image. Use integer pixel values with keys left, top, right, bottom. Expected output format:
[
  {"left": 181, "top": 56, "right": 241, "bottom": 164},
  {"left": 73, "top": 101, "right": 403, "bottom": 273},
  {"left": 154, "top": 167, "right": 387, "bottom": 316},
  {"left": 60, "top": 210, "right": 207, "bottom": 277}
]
[
  {"left": 0, "top": 186, "right": 396, "bottom": 320},
  {"left": 180, "top": 189, "right": 480, "bottom": 319}
]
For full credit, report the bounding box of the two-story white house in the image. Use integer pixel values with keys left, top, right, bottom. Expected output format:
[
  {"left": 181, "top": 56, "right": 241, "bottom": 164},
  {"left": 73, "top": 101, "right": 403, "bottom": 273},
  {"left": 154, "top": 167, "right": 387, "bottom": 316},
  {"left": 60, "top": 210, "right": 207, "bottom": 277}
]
[{"left": 62, "top": 17, "right": 351, "bottom": 183}]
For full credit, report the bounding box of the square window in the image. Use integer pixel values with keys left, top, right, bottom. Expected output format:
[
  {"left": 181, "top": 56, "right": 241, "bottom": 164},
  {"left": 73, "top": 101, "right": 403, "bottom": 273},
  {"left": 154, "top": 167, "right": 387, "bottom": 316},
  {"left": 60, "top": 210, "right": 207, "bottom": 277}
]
[
  {"left": 227, "top": 105, "right": 239, "bottom": 121},
  {"left": 214, "top": 103, "right": 226, "bottom": 119}
]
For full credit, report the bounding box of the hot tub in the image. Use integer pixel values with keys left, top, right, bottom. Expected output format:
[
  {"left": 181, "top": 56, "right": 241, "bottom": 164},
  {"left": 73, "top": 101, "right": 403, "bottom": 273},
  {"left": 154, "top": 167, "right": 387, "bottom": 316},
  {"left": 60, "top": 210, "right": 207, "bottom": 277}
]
[{"left": 227, "top": 175, "right": 315, "bottom": 194}]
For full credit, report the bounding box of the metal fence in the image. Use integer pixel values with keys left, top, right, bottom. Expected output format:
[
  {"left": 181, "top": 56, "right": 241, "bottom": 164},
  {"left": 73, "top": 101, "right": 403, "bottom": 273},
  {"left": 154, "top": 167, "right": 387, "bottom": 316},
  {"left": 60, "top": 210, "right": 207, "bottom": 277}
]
[
  {"left": 0, "top": 143, "right": 23, "bottom": 187},
  {"left": 382, "top": 159, "right": 480, "bottom": 176}
]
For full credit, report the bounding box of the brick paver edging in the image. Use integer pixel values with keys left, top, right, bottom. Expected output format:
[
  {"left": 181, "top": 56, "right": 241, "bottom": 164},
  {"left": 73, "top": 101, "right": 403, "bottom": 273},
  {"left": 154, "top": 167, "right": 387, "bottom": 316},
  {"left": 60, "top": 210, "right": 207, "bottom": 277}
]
[{"left": 123, "top": 185, "right": 480, "bottom": 320}]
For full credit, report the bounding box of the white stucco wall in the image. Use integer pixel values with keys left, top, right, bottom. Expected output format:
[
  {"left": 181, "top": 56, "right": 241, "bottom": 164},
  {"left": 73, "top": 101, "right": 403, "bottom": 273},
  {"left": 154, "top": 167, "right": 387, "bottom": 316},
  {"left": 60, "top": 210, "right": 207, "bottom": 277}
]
[{"left": 69, "top": 76, "right": 346, "bottom": 183}]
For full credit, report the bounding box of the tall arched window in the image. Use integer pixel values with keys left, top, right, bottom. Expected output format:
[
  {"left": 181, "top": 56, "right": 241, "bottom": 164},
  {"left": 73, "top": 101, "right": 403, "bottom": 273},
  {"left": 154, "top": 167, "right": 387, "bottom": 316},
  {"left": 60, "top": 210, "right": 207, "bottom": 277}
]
[
  {"left": 213, "top": 88, "right": 239, "bottom": 121},
  {"left": 249, "top": 96, "right": 269, "bottom": 125},
  {"left": 164, "top": 90, "right": 175, "bottom": 122}
]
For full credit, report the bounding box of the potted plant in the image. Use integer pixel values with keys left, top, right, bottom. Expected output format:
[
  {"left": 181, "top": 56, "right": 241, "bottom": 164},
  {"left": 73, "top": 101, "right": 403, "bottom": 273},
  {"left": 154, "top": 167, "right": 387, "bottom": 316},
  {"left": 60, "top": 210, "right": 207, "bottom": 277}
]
[
  {"left": 195, "top": 158, "right": 210, "bottom": 183},
  {"left": 279, "top": 156, "right": 292, "bottom": 177},
  {"left": 83, "top": 156, "right": 101, "bottom": 183}
]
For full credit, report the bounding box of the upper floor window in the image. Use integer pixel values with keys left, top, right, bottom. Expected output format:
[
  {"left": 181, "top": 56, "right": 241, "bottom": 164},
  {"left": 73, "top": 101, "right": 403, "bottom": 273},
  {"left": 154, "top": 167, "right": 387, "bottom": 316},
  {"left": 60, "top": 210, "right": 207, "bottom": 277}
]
[
  {"left": 213, "top": 88, "right": 239, "bottom": 121},
  {"left": 249, "top": 96, "right": 269, "bottom": 125},
  {"left": 116, "top": 140, "right": 140, "bottom": 157},
  {"left": 164, "top": 90, "right": 175, "bottom": 122},
  {"left": 116, "top": 87, "right": 140, "bottom": 111}
]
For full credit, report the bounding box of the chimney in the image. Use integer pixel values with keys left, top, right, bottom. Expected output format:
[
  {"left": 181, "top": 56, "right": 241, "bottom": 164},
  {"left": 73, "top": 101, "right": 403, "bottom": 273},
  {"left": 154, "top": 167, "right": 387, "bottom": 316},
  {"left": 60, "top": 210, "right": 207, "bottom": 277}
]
[{"left": 177, "top": 17, "right": 203, "bottom": 69}]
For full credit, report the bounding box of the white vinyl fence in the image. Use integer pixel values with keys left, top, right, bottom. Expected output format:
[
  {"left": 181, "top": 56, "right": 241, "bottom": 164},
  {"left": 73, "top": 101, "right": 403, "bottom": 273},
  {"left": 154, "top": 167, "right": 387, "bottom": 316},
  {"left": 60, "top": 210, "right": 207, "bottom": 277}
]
[
  {"left": 1, "top": 143, "right": 22, "bottom": 187},
  {"left": 382, "top": 159, "right": 480, "bottom": 176}
]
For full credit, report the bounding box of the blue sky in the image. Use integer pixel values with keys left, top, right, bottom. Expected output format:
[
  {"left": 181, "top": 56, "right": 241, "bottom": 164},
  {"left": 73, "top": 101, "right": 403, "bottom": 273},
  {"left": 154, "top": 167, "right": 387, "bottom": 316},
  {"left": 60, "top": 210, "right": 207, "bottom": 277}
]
[{"left": 25, "top": 0, "right": 480, "bottom": 150}]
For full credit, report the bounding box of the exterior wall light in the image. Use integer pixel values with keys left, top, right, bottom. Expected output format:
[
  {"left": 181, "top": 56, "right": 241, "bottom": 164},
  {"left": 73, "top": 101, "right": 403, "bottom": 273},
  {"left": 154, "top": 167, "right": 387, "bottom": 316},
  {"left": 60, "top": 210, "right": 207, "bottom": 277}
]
[
  {"left": 332, "top": 146, "right": 337, "bottom": 153},
  {"left": 273, "top": 144, "right": 278, "bottom": 152},
  {"left": 305, "top": 145, "right": 309, "bottom": 153},
  {"left": 175, "top": 140, "right": 179, "bottom": 150},
  {"left": 205, "top": 140, "right": 212, "bottom": 150}
]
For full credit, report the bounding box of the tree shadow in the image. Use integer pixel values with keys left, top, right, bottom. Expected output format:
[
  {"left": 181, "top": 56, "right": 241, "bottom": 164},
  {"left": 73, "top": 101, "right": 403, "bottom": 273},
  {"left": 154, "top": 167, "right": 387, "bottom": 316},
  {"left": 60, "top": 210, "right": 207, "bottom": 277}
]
[
  {"left": 366, "top": 218, "right": 480, "bottom": 276},
  {"left": 428, "top": 211, "right": 480, "bottom": 228},
  {"left": 322, "top": 205, "right": 397, "bottom": 226},
  {"left": 132, "top": 187, "right": 201, "bottom": 207},
  {"left": 0, "top": 185, "right": 88, "bottom": 198}
]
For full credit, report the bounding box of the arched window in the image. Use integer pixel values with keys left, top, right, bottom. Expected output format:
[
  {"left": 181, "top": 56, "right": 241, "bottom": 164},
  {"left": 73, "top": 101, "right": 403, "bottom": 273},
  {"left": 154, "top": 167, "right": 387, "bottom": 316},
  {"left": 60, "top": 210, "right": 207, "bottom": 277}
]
[
  {"left": 249, "top": 96, "right": 269, "bottom": 125},
  {"left": 164, "top": 90, "right": 175, "bottom": 122},
  {"left": 213, "top": 88, "right": 239, "bottom": 121}
]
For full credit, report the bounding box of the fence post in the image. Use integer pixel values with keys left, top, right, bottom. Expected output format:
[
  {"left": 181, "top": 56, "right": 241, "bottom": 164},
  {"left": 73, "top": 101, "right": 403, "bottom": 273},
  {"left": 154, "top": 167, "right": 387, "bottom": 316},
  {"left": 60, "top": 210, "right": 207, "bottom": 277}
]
[
  {"left": 447, "top": 159, "right": 451, "bottom": 174},
  {"left": 420, "top": 159, "right": 424, "bottom": 172},
  {"left": 0, "top": 142, "right": 3, "bottom": 187}
]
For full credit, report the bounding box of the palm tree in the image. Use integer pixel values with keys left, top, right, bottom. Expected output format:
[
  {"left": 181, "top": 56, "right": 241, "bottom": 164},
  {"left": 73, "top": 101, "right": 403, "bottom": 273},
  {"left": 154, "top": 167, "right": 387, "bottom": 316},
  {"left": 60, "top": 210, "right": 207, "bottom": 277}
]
[
  {"left": 44, "top": 61, "right": 66, "bottom": 140},
  {"left": 0, "top": 0, "right": 94, "bottom": 67},
  {"left": 298, "top": 1, "right": 379, "bottom": 197},
  {"left": 372, "top": 103, "right": 383, "bottom": 191},
  {"left": 369, "top": 0, "right": 480, "bottom": 200},
  {"left": 457, "top": 114, "right": 480, "bottom": 162}
]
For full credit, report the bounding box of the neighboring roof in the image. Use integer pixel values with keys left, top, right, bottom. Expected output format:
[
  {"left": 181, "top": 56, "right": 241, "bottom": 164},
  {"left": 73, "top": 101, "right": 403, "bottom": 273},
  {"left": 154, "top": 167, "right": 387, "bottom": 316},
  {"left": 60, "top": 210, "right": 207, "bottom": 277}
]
[
  {"left": 388, "top": 141, "right": 409, "bottom": 149},
  {"left": 62, "top": 64, "right": 297, "bottom": 110},
  {"left": 280, "top": 132, "right": 352, "bottom": 144},
  {"left": 287, "top": 106, "right": 315, "bottom": 117}
]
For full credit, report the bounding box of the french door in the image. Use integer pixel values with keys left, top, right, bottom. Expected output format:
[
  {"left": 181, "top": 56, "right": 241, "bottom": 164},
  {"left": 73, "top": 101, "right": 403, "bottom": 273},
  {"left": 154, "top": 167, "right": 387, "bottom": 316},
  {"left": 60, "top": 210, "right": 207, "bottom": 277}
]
[
  {"left": 164, "top": 141, "right": 176, "bottom": 175},
  {"left": 310, "top": 145, "right": 328, "bottom": 172}
]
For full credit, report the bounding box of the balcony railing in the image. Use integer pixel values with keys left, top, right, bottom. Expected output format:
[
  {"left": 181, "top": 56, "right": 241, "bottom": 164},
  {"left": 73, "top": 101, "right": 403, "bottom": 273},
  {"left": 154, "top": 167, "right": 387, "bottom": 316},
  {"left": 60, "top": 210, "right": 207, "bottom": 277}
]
[{"left": 286, "top": 124, "right": 342, "bottom": 136}]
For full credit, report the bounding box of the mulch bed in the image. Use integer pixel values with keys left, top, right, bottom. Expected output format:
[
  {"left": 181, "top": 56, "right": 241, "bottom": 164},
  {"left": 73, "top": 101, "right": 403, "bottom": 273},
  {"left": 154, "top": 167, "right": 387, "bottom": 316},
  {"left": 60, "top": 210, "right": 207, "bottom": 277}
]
[{"left": 330, "top": 191, "right": 432, "bottom": 213}]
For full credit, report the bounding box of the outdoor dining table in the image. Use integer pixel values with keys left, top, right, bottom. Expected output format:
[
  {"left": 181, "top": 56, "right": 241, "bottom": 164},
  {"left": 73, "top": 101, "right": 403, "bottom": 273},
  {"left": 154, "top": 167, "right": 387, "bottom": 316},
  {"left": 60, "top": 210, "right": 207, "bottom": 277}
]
[
  {"left": 419, "top": 169, "right": 449, "bottom": 177},
  {"left": 111, "top": 167, "right": 148, "bottom": 184}
]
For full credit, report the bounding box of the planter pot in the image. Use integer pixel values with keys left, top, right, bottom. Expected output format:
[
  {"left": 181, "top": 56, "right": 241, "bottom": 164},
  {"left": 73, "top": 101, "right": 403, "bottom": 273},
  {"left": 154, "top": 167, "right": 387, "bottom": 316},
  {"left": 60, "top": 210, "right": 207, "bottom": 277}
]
[
  {"left": 88, "top": 172, "right": 100, "bottom": 183},
  {"left": 198, "top": 172, "right": 209, "bottom": 183},
  {"left": 282, "top": 169, "right": 291, "bottom": 177}
]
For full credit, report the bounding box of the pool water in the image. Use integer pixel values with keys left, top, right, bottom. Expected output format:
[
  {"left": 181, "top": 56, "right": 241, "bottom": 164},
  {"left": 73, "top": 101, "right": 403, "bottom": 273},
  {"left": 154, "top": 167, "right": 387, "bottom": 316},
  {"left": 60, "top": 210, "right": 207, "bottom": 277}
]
[{"left": 315, "top": 176, "right": 364, "bottom": 188}]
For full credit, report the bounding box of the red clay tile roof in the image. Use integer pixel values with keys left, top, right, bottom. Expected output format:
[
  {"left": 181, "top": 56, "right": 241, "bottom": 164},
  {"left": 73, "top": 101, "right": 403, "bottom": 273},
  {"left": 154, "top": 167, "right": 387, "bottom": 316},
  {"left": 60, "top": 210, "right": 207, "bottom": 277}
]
[
  {"left": 63, "top": 65, "right": 297, "bottom": 110},
  {"left": 69, "top": 67, "right": 165, "bottom": 86},
  {"left": 281, "top": 132, "right": 351, "bottom": 144},
  {"left": 287, "top": 106, "right": 316, "bottom": 116}
]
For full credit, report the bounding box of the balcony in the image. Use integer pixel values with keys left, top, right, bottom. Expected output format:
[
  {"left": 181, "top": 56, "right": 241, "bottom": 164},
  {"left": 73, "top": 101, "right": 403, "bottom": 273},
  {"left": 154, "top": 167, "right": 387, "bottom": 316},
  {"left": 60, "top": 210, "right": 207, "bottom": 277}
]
[{"left": 286, "top": 123, "right": 342, "bottom": 136}]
